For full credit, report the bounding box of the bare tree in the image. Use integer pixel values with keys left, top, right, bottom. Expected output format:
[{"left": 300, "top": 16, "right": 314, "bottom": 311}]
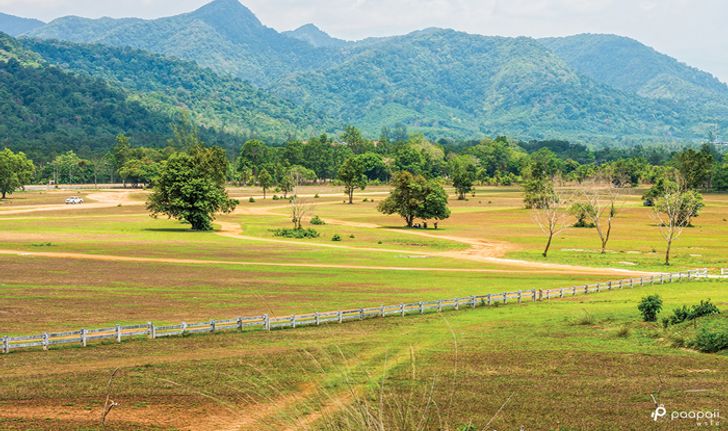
[
  {"left": 532, "top": 188, "right": 571, "bottom": 258},
  {"left": 291, "top": 196, "right": 312, "bottom": 230},
  {"left": 581, "top": 181, "right": 622, "bottom": 254},
  {"left": 653, "top": 191, "right": 700, "bottom": 266}
]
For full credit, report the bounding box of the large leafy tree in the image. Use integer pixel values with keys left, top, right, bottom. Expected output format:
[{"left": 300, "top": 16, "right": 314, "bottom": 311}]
[
  {"left": 147, "top": 145, "right": 238, "bottom": 231},
  {"left": 338, "top": 156, "right": 368, "bottom": 204},
  {"left": 672, "top": 145, "right": 715, "bottom": 190},
  {"left": 0, "top": 148, "right": 35, "bottom": 199},
  {"left": 378, "top": 171, "right": 450, "bottom": 228},
  {"left": 449, "top": 155, "right": 478, "bottom": 200}
]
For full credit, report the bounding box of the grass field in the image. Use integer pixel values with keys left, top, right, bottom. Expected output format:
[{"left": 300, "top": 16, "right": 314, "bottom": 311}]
[{"left": 0, "top": 185, "right": 725, "bottom": 430}]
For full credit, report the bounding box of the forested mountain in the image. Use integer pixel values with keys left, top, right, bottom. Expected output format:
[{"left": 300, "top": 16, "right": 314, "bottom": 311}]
[
  {"left": 22, "top": 39, "right": 329, "bottom": 141},
  {"left": 26, "top": 0, "right": 336, "bottom": 85},
  {"left": 0, "top": 33, "right": 171, "bottom": 160},
  {"left": 275, "top": 29, "right": 710, "bottom": 141},
  {"left": 8, "top": 0, "right": 728, "bottom": 144},
  {"left": 283, "top": 24, "right": 348, "bottom": 48},
  {"left": 540, "top": 34, "right": 728, "bottom": 117},
  {"left": 0, "top": 12, "right": 44, "bottom": 36}
]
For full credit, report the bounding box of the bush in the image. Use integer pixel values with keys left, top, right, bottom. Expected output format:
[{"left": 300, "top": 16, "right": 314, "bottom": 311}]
[
  {"left": 667, "top": 300, "right": 720, "bottom": 326},
  {"left": 690, "top": 326, "right": 728, "bottom": 353},
  {"left": 271, "top": 228, "right": 320, "bottom": 239},
  {"left": 310, "top": 215, "right": 326, "bottom": 225},
  {"left": 314, "top": 194, "right": 320, "bottom": 198},
  {"left": 616, "top": 326, "right": 630, "bottom": 338},
  {"left": 349, "top": 234, "right": 356, "bottom": 239},
  {"left": 638, "top": 295, "right": 663, "bottom": 322},
  {"left": 248, "top": 197, "right": 256, "bottom": 203},
  {"left": 331, "top": 234, "right": 342, "bottom": 242},
  {"left": 272, "top": 195, "right": 279, "bottom": 200}
]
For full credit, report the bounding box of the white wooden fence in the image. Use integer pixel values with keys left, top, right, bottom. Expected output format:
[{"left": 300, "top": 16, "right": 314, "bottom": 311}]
[
  {"left": 1, "top": 269, "right": 709, "bottom": 354},
  {"left": 721, "top": 268, "right": 728, "bottom": 276}
]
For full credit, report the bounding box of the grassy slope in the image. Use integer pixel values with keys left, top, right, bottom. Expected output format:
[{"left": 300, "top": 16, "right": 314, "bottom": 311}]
[{"left": 0, "top": 281, "right": 724, "bottom": 430}]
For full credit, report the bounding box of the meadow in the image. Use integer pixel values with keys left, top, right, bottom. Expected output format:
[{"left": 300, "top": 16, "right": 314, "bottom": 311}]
[{"left": 0, "top": 185, "right": 726, "bottom": 430}]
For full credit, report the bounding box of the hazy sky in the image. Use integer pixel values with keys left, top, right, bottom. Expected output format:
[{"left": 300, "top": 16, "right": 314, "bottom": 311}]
[{"left": 2, "top": 0, "right": 727, "bottom": 83}]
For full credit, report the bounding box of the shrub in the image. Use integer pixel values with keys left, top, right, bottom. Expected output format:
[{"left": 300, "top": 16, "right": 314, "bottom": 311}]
[
  {"left": 310, "top": 215, "right": 326, "bottom": 225},
  {"left": 248, "top": 197, "right": 256, "bottom": 203},
  {"left": 575, "top": 310, "right": 595, "bottom": 325},
  {"left": 271, "top": 228, "right": 319, "bottom": 239},
  {"left": 638, "top": 295, "right": 663, "bottom": 322},
  {"left": 690, "top": 326, "right": 728, "bottom": 353},
  {"left": 667, "top": 300, "right": 720, "bottom": 326},
  {"left": 349, "top": 234, "right": 356, "bottom": 239},
  {"left": 331, "top": 234, "right": 342, "bottom": 242},
  {"left": 616, "top": 326, "right": 630, "bottom": 338},
  {"left": 314, "top": 194, "right": 320, "bottom": 198},
  {"left": 272, "top": 195, "right": 279, "bottom": 200}
]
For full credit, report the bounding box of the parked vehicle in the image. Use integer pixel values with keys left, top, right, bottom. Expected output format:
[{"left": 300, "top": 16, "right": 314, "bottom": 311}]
[{"left": 65, "top": 197, "right": 84, "bottom": 205}]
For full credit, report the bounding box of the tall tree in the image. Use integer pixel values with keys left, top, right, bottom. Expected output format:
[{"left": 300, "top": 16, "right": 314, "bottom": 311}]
[
  {"left": 449, "top": 155, "right": 477, "bottom": 200},
  {"left": 257, "top": 168, "right": 274, "bottom": 199},
  {"left": 580, "top": 181, "right": 621, "bottom": 254},
  {"left": 147, "top": 146, "right": 238, "bottom": 231},
  {"left": 378, "top": 172, "right": 450, "bottom": 228},
  {"left": 0, "top": 148, "right": 35, "bottom": 199},
  {"left": 338, "top": 156, "right": 368, "bottom": 204},
  {"left": 653, "top": 191, "right": 703, "bottom": 265},
  {"left": 531, "top": 188, "right": 570, "bottom": 258}
]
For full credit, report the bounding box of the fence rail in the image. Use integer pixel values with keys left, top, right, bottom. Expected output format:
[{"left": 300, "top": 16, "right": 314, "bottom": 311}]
[
  {"left": 1, "top": 269, "right": 709, "bottom": 354},
  {"left": 721, "top": 268, "right": 728, "bottom": 276}
]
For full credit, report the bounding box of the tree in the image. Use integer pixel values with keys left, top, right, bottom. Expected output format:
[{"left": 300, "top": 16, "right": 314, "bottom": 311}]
[
  {"left": 0, "top": 148, "right": 35, "bottom": 199},
  {"left": 340, "top": 125, "right": 374, "bottom": 154},
  {"left": 531, "top": 188, "right": 570, "bottom": 258},
  {"left": 338, "top": 156, "right": 368, "bottom": 204},
  {"left": 237, "top": 140, "right": 273, "bottom": 177},
  {"left": 580, "top": 181, "right": 621, "bottom": 254},
  {"left": 290, "top": 196, "right": 311, "bottom": 230},
  {"left": 672, "top": 146, "right": 715, "bottom": 190},
  {"left": 449, "top": 155, "right": 477, "bottom": 200},
  {"left": 257, "top": 168, "right": 274, "bottom": 199},
  {"left": 378, "top": 172, "right": 450, "bottom": 228},
  {"left": 523, "top": 177, "right": 556, "bottom": 209},
  {"left": 118, "top": 158, "right": 158, "bottom": 188},
  {"left": 638, "top": 295, "right": 663, "bottom": 322},
  {"left": 652, "top": 191, "right": 702, "bottom": 265},
  {"left": 147, "top": 146, "right": 238, "bottom": 231}
]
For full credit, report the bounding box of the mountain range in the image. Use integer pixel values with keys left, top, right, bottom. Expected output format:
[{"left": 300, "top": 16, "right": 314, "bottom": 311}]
[{"left": 1, "top": 0, "right": 727, "bottom": 157}]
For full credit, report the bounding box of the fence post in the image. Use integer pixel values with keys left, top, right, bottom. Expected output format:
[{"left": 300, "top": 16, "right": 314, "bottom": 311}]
[
  {"left": 518, "top": 290, "right": 522, "bottom": 303},
  {"left": 488, "top": 294, "right": 492, "bottom": 305},
  {"left": 116, "top": 324, "right": 122, "bottom": 343},
  {"left": 419, "top": 302, "right": 425, "bottom": 314},
  {"left": 437, "top": 300, "right": 443, "bottom": 312},
  {"left": 640, "top": 277, "right": 644, "bottom": 287},
  {"left": 42, "top": 333, "right": 49, "bottom": 351},
  {"left": 559, "top": 289, "right": 564, "bottom": 298},
  {"left": 380, "top": 305, "right": 385, "bottom": 318},
  {"left": 263, "top": 314, "right": 270, "bottom": 331},
  {"left": 315, "top": 312, "right": 321, "bottom": 326},
  {"left": 292, "top": 316, "right": 297, "bottom": 328},
  {"left": 338, "top": 311, "right": 343, "bottom": 323},
  {"left": 2, "top": 336, "right": 8, "bottom": 354},
  {"left": 149, "top": 322, "right": 156, "bottom": 339},
  {"left": 237, "top": 317, "right": 244, "bottom": 331},
  {"left": 471, "top": 296, "right": 477, "bottom": 308},
  {"left": 81, "top": 329, "right": 87, "bottom": 347},
  {"left": 503, "top": 292, "right": 508, "bottom": 304},
  {"left": 400, "top": 304, "right": 405, "bottom": 317},
  {"left": 455, "top": 299, "right": 460, "bottom": 310},
  {"left": 359, "top": 309, "right": 365, "bottom": 320}
]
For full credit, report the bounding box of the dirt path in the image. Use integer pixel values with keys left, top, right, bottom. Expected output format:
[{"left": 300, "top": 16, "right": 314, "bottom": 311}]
[{"left": 0, "top": 190, "right": 142, "bottom": 216}]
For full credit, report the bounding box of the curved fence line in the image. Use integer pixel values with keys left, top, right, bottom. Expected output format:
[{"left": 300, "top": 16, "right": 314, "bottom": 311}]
[{"left": 1, "top": 269, "right": 709, "bottom": 354}]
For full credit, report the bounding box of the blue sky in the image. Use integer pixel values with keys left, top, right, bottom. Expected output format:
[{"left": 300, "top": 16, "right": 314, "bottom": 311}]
[{"left": 2, "top": 0, "right": 726, "bottom": 83}]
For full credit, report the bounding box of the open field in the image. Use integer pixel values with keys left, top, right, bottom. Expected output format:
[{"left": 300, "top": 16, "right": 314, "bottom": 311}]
[{"left": 0, "top": 185, "right": 726, "bottom": 430}]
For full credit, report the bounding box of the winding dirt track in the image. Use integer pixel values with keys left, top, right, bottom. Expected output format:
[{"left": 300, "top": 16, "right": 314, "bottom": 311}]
[{"left": 0, "top": 190, "right": 653, "bottom": 276}]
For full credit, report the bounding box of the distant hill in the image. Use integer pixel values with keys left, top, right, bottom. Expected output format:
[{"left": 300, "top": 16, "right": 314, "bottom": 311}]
[
  {"left": 0, "top": 12, "right": 44, "bottom": 36},
  {"left": 0, "top": 33, "right": 171, "bottom": 160},
  {"left": 26, "top": 0, "right": 336, "bottom": 85},
  {"left": 283, "top": 24, "right": 348, "bottom": 48},
  {"left": 13, "top": 0, "right": 728, "bottom": 143},
  {"left": 540, "top": 34, "right": 728, "bottom": 117},
  {"left": 275, "top": 29, "right": 716, "bottom": 142},
  {"left": 23, "top": 38, "right": 330, "bottom": 142}
]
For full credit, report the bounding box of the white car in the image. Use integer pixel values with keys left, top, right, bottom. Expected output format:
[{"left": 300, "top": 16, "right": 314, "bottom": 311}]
[{"left": 65, "top": 197, "right": 84, "bottom": 205}]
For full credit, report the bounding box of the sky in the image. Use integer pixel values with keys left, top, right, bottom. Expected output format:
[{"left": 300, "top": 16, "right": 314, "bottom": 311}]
[{"left": 1, "top": 0, "right": 727, "bottom": 83}]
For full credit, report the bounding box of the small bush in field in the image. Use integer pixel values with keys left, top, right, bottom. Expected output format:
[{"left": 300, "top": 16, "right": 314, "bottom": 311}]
[
  {"left": 332, "top": 234, "right": 342, "bottom": 242},
  {"left": 690, "top": 326, "right": 728, "bottom": 353},
  {"left": 310, "top": 215, "right": 326, "bottom": 225},
  {"left": 249, "top": 197, "right": 256, "bottom": 203},
  {"left": 638, "top": 295, "right": 663, "bottom": 322},
  {"left": 271, "top": 228, "right": 319, "bottom": 239}
]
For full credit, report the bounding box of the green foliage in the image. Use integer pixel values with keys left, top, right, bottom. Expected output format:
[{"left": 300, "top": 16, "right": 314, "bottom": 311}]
[
  {"left": 672, "top": 146, "right": 716, "bottom": 190},
  {"left": 690, "top": 324, "right": 728, "bottom": 353},
  {"left": 378, "top": 171, "right": 450, "bottom": 227},
  {"left": 637, "top": 295, "right": 663, "bottom": 322},
  {"left": 569, "top": 202, "right": 596, "bottom": 228},
  {"left": 449, "top": 155, "right": 478, "bottom": 200},
  {"left": 331, "top": 234, "right": 342, "bottom": 241},
  {"left": 523, "top": 178, "right": 556, "bottom": 209},
  {"left": 338, "top": 156, "right": 369, "bottom": 204},
  {"left": 666, "top": 300, "right": 720, "bottom": 326},
  {"left": 272, "top": 228, "right": 320, "bottom": 239},
  {"left": 310, "top": 216, "right": 326, "bottom": 225},
  {"left": 0, "top": 147, "right": 35, "bottom": 199},
  {"left": 146, "top": 145, "right": 238, "bottom": 231}
]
